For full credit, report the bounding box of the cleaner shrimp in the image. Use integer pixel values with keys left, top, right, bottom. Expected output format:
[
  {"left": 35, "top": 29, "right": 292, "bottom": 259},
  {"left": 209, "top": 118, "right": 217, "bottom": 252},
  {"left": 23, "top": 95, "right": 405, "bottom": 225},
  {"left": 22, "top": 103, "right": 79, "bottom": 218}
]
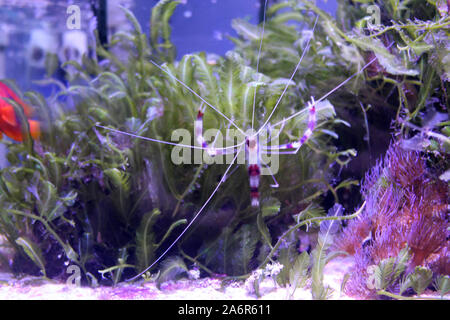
[{"left": 97, "top": 0, "right": 391, "bottom": 281}]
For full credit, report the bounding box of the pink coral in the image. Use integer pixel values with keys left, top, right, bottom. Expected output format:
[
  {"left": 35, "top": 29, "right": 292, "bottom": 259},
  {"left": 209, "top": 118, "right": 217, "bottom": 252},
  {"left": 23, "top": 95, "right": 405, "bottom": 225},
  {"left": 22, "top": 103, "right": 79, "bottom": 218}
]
[{"left": 335, "top": 142, "right": 449, "bottom": 299}]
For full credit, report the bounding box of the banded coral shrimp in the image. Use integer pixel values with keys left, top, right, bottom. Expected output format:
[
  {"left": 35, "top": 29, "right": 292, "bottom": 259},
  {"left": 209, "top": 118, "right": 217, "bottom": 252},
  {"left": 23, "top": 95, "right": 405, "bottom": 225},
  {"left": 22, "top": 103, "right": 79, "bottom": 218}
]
[{"left": 95, "top": 0, "right": 393, "bottom": 282}]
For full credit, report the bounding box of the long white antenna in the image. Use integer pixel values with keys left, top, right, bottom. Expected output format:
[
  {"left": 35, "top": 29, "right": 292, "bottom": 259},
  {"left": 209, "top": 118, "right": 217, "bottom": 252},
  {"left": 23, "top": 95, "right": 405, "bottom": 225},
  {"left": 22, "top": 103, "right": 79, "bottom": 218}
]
[
  {"left": 255, "top": 15, "right": 319, "bottom": 136},
  {"left": 150, "top": 60, "right": 246, "bottom": 136},
  {"left": 96, "top": 124, "right": 244, "bottom": 152},
  {"left": 126, "top": 144, "right": 244, "bottom": 282},
  {"left": 271, "top": 41, "right": 395, "bottom": 129},
  {"left": 251, "top": 0, "right": 268, "bottom": 131}
]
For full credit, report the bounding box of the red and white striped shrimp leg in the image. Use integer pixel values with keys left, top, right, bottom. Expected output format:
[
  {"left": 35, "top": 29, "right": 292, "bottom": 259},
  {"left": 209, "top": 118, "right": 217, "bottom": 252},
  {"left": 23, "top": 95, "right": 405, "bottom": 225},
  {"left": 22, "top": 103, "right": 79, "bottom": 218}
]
[
  {"left": 247, "top": 135, "right": 261, "bottom": 207},
  {"left": 194, "top": 104, "right": 236, "bottom": 156},
  {"left": 194, "top": 105, "right": 208, "bottom": 148},
  {"left": 263, "top": 97, "right": 316, "bottom": 154}
]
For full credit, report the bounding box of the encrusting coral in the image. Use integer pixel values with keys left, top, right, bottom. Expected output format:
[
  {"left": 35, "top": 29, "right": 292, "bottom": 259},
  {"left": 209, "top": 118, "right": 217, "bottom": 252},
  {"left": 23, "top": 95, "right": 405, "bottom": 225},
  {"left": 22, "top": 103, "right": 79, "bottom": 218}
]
[{"left": 335, "top": 142, "right": 449, "bottom": 298}]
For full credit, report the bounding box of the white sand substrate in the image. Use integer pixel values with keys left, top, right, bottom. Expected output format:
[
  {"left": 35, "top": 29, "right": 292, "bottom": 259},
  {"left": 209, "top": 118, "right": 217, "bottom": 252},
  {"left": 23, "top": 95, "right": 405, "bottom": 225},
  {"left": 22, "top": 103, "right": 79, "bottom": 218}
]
[{"left": 0, "top": 256, "right": 356, "bottom": 300}]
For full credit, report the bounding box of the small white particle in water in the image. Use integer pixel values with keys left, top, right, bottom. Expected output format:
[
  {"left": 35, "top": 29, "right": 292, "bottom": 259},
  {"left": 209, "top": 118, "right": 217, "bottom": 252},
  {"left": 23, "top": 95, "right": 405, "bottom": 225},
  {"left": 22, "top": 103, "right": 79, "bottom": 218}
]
[
  {"left": 213, "top": 30, "right": 223, "bottom": 41},
  {"left": 179, "top": 0, "right": 187, "bottom": 4},
  {"left": 184, "top": 10, "right": 192, "bottom": 18},
  {"left": 211, "top": 0, "right": 217, "bottom": 3}
]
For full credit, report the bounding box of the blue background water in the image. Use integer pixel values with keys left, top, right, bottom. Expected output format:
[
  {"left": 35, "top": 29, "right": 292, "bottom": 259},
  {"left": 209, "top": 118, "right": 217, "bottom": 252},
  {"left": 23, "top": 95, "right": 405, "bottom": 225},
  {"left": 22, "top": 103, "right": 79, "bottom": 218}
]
[
  {"left": 140, "top": 0, "right": 337, "bottom": 57},
  {"left": 0, "top": 0, "right": 337, "bottom": 92}
]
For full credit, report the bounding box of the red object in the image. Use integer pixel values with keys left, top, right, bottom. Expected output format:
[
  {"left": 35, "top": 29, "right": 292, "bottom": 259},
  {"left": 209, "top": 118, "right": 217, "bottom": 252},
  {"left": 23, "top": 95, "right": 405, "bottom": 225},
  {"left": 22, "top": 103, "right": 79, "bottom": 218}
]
[{"left": 0, "top": 82, "right": 40, "bottom": 141}]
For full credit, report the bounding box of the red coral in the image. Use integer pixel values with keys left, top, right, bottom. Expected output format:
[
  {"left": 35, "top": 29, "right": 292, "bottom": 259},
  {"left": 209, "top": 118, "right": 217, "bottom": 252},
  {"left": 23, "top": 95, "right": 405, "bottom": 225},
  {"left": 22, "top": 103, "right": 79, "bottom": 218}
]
[
  {"left": 334, "top": 214, "right": 372, "bottom": 255},
  {"left": 385, "top": 145, "right": 425, "bottom": 187},
  {"left": 427, "top": 245, "right": 450, "bottom": 275},
  {"left": 337, "top": 142, "right": 449, "bottom": 299},
  {"left": 407, "top": 212, "right": 447, "bottom": 269}
]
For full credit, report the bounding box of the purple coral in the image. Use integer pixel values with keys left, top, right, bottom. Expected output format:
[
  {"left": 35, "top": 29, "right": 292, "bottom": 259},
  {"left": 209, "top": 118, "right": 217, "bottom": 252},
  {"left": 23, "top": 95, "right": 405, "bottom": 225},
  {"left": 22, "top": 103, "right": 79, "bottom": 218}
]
[{"left": 335, "top": 142, "right": 449, "bottom": 299}]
